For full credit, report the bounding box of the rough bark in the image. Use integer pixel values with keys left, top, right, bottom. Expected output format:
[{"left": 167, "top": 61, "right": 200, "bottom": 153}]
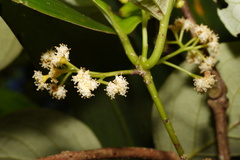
[{"left": 37, "top": 147, "right": 180, "bottom": 160}]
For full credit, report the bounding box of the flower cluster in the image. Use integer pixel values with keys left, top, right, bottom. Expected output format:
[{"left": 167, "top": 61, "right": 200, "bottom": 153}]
[
  {"left": 72, "top": 69, "right": 100, "bottom": 98},
  {"left": 40, "top": 44, "right": 70, "bottom": 69},
  {"left": 105, "top": 75, "right": 129, "bottom": 99},
  {"left": 169, "top": 18, "right": 219, "bottom": 93},
  {"left": 193, "top": 71, "right": 216, "bottom": 93},
  {"left": 171, "top": 17, "right": 219, "bottom": 55},
  {"left": 33, "top": 44, "right": 129, "bottom": 99},
  {"left": 32, "top": 44, "right": 71, "bottom": 99},
  {"left": 169, "top": 17, "right": 194, "bottom": 31}
]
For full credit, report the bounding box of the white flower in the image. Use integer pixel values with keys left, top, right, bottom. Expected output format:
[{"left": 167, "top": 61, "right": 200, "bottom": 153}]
[
  {"left": 51, "top": 44, "right": 70, "bottom": 67},
  {"left": 193, "top": 71, "right": 216, "bottom": 93},
  {"left": 183, "top": 19, "right": 194, "bottom": 31},
  {"left": 193, "top": 24, "right": 212, "bottom": 43},
  {"left": 49, "top": 85, "right": 67, "bottom": 100},
  {"left": 207, "top": 34, "right": 220, "bottom": 55},
  {"left": 40, "top": 44, "right": 70, "bottom": 68},
  {"left": 72, "top": 69, "right": 99, "bottom": 98},
  {"left": 55, "top": 44, "right": 70, "bottom": 58},
  {"left": 32, "top": 70, "right": 49, "bottom": 91},
  {"left": 169, "top": 17, "right": 194, "bottom": 31},
  {"left": 198, "top": 56, "right": 217, "bottom": 73},
  {"left": 105, "top": 75, "right": 129, "bottom": 99},
  {"left": 186, "top": 50, "right": 203, "bottom": 64},
  {"left": 40, "top": 50, "right": 55, "bottom": 69}
]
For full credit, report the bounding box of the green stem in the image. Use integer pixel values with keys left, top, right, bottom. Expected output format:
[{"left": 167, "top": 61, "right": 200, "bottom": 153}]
[
  {"left": 114, "top": 23, "right": 139, "bottom": 65},
  {"left": 59, "top": 72, "right": 73, "bottom": 86},
  {"left": 63, "top": 60, "right": 79, "bottom": 72},
  {"left": 90, "top": 69, "right": 137, "bottom": 78},
  {"left": 141, "top": 10, "right": 149, "bottom": 61},
  {"left": 109, "top": 16, "right": 138, "bottom": 65},
  {"left": 162, "top": 61, "right": 200, "bottom": 78},
  {"left": 92, "top": 0, "right": 139, "bottom": 65},
  {"left": 143, "top": 71, "right": 187, "bottom": 159},
  {"left": 157, "top": 42, "right": 206, "bottom": 65},
  {"left": 188, "top": 138, "right": 215, "bottom": 159},
  {"left": 195, "top": 49, "right": 206, "bottom": 60},
  {"left": 64, "top": 58, "right": 138, "bottom": 79},
  {"left": 166, "top": 40, "right": 179, "bottom": 45},
  {"left": 184, "top": 37, "right": 198, "bottom": 47},
  {"left": 172, "top": 30, "right": 179, "bottom": 42},
  {"left": 157, "top": 47, "right": 188, "bottom": 64},
  {"left": 142, "top": 0, "right": 175, "bottom": 69},
  {"left": 178, "top": 28, "right": 185, "bottom": 46}
]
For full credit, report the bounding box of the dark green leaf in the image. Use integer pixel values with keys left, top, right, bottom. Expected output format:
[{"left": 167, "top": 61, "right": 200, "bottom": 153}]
[
  {"left": 0, "top": 88, "right": 36, "bottom": 117},
  {"left": 152, "top": 42, "right": 240, "bottom": 159},
  {"left": 0, "top": 108, "right": 101, "bottom": 160},
  {"left": 0, "top": 0, "right": 131, "bottom": 70},
  {"left": 93, "top": 0, "right": 142, "bottom": 34},
  {"left": 0, "top": 17, "right": 22, "bottom": 70},
  {"left": 129, "top": 0, "right": 169, "bottom": 20},
  {"left": 70, "top": 76, "right": 154, "bottom": 147},
  {"left": 11, "top": 0, "right": 115, "bottom": 34}
]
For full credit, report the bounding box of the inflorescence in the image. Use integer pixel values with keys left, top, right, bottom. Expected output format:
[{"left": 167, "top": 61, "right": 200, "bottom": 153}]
[
  {"left": 33, "top": 18, "right": 220, "bottom": 99},
  {"left": 33, "top": 44, "right": 129, "bottom": 100},
  {"left": 168, "top": 17, "right": 220, "bottom": 93}
]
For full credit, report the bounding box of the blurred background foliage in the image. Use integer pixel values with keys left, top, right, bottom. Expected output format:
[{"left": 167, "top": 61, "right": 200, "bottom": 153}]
[{"left": 0, "top": 0, "right": 239, "bottom": 159}]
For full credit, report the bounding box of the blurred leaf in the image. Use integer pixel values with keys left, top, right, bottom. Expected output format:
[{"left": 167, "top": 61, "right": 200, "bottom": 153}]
[
  {"left": 93, "top": 0, "right": 142, "bottom": 34},
  {"left": 0, "top": 108, "right": 101, "bottom": 160},
  {"left": 69, "top": 75, "right": 154, "bottom": 148},
  {"left": 0, "top": 88, "right": 36, "bottom": 117},
  {"left": 119, "top": 2, "right": 141, "bottom": 18},
  {"left": 129, "top": 0, "right": 169, "bottom": 20},
  {"left": 185, "top": 0, "right": 236, "bottom": 42},
  {"left": 215, "top": 0, "right": 240, "bottom": 37},
  {"left": 0, "top": 0, "right": 132, "bottom": 71},
  {"left": 60, "top": 0, "right": 94, "bottom": 7},
  {"left": 152, "top": 42, "right": 240, "bottom": 159},
  {"left": 115, "top": 15, "right": 142, "bottom": 34},
  {"left": 216, "top": 42, "right": 240, "bottom": 149},
  {"left": 0, "top": 17, "right": 22, "bottom": 71},
  {"left": 10, "top": 0, "right": 115, "bottom": 34}
]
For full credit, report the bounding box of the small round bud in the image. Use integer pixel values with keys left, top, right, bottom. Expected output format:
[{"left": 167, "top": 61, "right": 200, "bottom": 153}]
[
  {"left": 119, "top": 0, "right": 129, "bottom": 4},
  {"left": 175, "top": 0, "right": 185, "bottom": 8}
]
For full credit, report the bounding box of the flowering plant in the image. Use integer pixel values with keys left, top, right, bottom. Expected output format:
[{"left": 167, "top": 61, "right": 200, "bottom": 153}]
[{"left": 0, "top": 0, "right": 240, "bottom": 160}]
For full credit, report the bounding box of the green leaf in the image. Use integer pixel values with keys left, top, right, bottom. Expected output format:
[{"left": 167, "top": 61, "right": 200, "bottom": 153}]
[
  {"left": 0, "top": 88, "right": 37, "bottom": 117},
  {"left": 114, "top": 15, "right": 142, "bottom": 35},
  {"left": 93, "top": 0, "right": 142, "bottom": 34},
  {"left": 0, "top": 108, "right": 101, "bottom": 160},
  {"left": 152, "top": 42, "right": 240, "bottom": 159},
  {"left": 10, "top": 0, "right": 115, "bottom": 34},
  {"left": 69, "top": 74, "right": 154, "bottom": 147},
  {"left": 129, "top": 0, "right": 169, "bottom": 20},
  {"left": 0, "top": 0, "right": 130, "bottom": 70},
  {"left": 0, "top": 17, "right": 22, "bottom": 70},
  {"left": 119, "top": 2, "right": 141, "bottom": 18},
  {"left": 184, "top": 0, "right": 236, "bottom": 41},
  {"left": 216, "top": 42, "right": 240, "bottom": 152},
  {"left": 215, "top": 0, "right": 240, "bottom": 37}
]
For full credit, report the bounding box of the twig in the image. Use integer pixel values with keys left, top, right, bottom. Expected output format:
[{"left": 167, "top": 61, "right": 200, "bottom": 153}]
[
  {"left": 36, "top": 147, "right": 180, "bottom": 160},
  {"left": 181, "top": 1, "right": 230, "bottom": 160},
  {"left": 181, "top": 0, "right": 196, "bottom": 23},
  {"left": 208, "top": 69, "right": 230, "bottom": 160},
  {"left": 180, "top": 0, "right": 196, "bottom": 37}
]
